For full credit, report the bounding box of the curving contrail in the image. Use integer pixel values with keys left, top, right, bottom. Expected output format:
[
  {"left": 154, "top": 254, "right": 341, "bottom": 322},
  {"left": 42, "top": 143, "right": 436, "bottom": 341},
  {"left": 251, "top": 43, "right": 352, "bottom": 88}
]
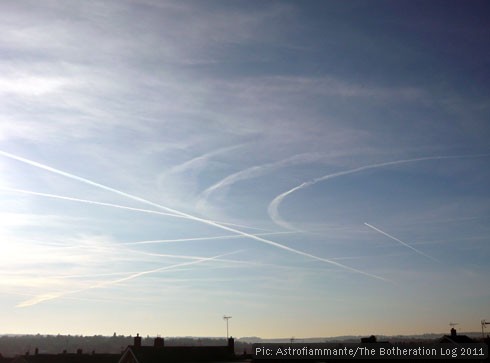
[
  {"left": 197, "top": 152, "right": 326, "bottom": 210},
  {"left": 268, "top": 154, "right": 490, "bottom": 230},
  {"left": 0, "top": 150, "right": 388, "bottom": 282},
  {"left": 364, "top": 223, "right": 440, "bottom": 263},
  {"left": 166, "top": 144, "right": 245, "bottom": 175}
]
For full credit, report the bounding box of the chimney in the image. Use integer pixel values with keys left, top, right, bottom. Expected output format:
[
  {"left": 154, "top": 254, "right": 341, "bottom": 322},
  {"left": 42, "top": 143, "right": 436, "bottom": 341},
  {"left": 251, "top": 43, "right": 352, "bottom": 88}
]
[
  {"left": 154, "top": 337, "right": 164, "bottom": 348},
  {"left": 228, "top": 337, "right": 235, "bottom": 354},
  {"left": 451, "top": 328, "right": 457, "bottom": 337},
  {"left": 134, "top": 333, "right": 142, "bottom": 348}
]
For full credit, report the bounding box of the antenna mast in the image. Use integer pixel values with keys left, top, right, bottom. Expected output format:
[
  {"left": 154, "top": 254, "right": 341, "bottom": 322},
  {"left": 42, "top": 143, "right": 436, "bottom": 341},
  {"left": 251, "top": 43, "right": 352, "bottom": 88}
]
[
  {"left": 223, "top": 315, "right": 232, "bottom": 339},
  {"left": 482, "top": 319, "right": 489, "bottom": 339}
]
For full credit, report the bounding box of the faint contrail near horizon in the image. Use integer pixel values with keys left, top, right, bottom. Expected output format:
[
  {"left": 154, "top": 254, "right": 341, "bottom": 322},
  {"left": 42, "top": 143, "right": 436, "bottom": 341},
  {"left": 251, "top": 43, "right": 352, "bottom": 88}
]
[
  {"left": 16, "top": 251, "right": 236, "bottom": 307},
  {"left": 268, "top": 154, "right": 490, "bottom": 230},
  {"left": 364, "top": 223, "right": 440, "bottom": 263},
  {"left": 0, "top": 150, "right": 388, "bottom": 282}
]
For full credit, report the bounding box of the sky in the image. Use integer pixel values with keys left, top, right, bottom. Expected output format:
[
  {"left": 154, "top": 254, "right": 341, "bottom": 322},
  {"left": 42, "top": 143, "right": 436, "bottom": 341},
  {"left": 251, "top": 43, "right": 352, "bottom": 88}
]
[{"left": 0, "top": 0, "right": 489, "bottom": 339}]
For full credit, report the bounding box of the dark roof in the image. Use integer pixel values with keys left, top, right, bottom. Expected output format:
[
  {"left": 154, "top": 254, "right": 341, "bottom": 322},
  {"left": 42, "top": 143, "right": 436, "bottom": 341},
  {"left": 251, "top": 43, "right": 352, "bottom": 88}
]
[
  {"left": 120, "top": 345, "right": 234, "bottom": 363},
  {"left": 11, "top": 353, "right": 120, "bottom": 363},
  {"left": 439, "top": 335, "right": 474, "bottom": 344}
]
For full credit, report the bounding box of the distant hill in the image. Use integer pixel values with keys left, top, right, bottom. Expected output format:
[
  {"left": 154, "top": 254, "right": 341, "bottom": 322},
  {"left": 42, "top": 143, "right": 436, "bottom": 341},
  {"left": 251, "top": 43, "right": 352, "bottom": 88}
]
[{"left": 236, "top": 332, "right": 486, "bottom": 343}]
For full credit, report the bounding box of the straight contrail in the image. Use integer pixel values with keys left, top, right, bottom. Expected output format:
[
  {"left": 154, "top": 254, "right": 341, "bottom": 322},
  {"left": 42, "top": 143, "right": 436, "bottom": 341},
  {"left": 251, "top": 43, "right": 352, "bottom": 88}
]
[
  {"left": 0, "top": 150, "right": 387, "bottom": 282},
  {"left": 0, "top": 185, "right": 271, "bottom": 232},
  {"left": 125, "top": 231, "right": 296, "bottom": 245},
  {"left": 16, "top": 251, "right": 235, "bottom": 307},
  {"left": 364, "top": 223, "right": 440, "bottom": 263},
  {"left": 0, "top": 186, "right": 181, "bottom": 217},
  {"left": 268, "top": 154, "right": 490, "bottom": 230}
]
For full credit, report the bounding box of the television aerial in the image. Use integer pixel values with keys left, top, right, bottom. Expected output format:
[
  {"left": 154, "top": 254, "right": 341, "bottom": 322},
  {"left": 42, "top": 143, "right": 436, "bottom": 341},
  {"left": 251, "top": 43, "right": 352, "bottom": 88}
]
[
  {"left": 481, "top": 319, "right": 489, "bottom": 339},
  {"left": 223, "top": 315, "right": 232, "bottom": 339}
]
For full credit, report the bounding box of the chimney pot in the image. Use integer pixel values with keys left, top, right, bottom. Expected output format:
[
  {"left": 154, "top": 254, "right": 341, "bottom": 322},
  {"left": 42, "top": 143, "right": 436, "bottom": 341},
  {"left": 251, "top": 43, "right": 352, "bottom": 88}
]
[
  {"left": 451, "top": 328, "right": 457, "bottom": 337},
  {"left": 154, "top": 337, "right": 164, "bottom": 348},
  {"left": 134, "top": 333, "right": 142, "bottom": 348}
]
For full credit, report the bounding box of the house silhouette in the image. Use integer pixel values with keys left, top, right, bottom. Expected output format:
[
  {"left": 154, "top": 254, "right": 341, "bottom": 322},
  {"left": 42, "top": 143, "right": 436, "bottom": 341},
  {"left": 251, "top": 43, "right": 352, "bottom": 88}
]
[
  {"left": 118, "top": 334, "right": 235, "bottom": 363},
  {"left": 439, "top": 328, "right": 474, "bottom": 344},
  {"left": 10, "top": 349, "right": 119, "bottom": 363}
]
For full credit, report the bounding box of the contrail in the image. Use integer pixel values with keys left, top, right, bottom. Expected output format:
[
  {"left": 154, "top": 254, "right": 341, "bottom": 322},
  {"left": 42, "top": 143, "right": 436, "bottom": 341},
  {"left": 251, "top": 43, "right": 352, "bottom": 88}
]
[
  {"left": 0, "top": 186, "right": 181, "bottom": 217},
  {"left": 364, "top": 223, "right": 440, "bottom": 263},
  {"left": 268, "top": 154, "right": 490, "bottom": 230},
  {"left": 0, "top": 150, "right": 388, "bottom": 282},
  {"left": 0, "top": 185, "right": 271, "bottom": 232},
  {"left": 197, "top": 152, "right": 326, "bottom": 209},
  {"left": 124, "top": 231, "right": 296, "bottom": 245},
  {"left": 16, "top": 251, "right": 235, "bottom": 307},
  {"left": 167, "top": 144, "right": 245, "bottom": 175}
]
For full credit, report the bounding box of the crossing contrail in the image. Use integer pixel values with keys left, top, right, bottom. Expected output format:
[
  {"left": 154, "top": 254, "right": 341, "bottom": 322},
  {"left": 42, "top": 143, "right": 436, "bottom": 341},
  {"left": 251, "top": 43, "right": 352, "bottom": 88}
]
[
  {"left": 0, "top": 185, "right": 182, "bottom": 217},
  {"left": 0, "top": 150, "right": 388, "bottom": 282},
  {"left": 268, "top": 154, "right": 490, "bottom": 230},
  {"left": 16, "top": 251, "right": 235, "bottom": 307},
  {"left": 364, "top": 223, "right": 440, "bottom": 263},
  {"left": 124, "top": 231, "right": 296, "bottom": 245},
  {"left": 0, "top": 185, "right": 271, "bottom": 232}
]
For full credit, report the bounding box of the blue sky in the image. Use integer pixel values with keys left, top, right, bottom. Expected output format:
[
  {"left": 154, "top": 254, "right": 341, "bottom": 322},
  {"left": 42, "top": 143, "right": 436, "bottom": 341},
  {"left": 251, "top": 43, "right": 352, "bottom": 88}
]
[{"left": 0, "top": 0, "right": 489, "bottom": 338}]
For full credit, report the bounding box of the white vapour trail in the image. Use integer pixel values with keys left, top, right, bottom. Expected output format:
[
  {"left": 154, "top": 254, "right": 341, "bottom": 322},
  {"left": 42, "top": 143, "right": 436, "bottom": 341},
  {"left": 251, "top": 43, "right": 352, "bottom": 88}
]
[
  {"left": 364, "top": 223, "right": 440, "bottom": 263},
  {"left": 167, "top": 144, "right": 245, "bottom": 175},
  {"left": 125, "top": 231, "right": 296, "bottom": 245},
  {"left": 198, "top": 152, "right": 326, "bottom": 208},
  {"left": 16, "top": 251, "right": 235, "bottom": 307},
  {"left": 0, "top": 185, "right": 181, "bottom": 217},
  {"left": 0, "top": 150, "right": 387, "bottom": 282},
  {"left": 0, "top": 186, "right": 270, "bottom": 232},
  {"left": 268, "top": 154, "right": 490, "bottom": 230}
]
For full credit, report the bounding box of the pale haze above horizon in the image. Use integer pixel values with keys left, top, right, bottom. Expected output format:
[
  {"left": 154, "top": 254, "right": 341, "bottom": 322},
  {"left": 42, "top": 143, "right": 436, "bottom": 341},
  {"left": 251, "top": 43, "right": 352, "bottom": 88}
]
[{"left": 0, "top": 0, "right": 489, "bottom": 339}]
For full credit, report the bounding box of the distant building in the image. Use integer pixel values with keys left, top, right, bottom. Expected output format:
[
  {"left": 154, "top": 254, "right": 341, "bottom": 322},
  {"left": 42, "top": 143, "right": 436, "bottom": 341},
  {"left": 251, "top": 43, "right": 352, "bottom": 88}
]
[
  {"left": 360, "top": 335, "right": 377, "bottom": 343},
  {"left": 10, "top": 349, "right": 119, "bottom": 363},
  {"left": 118, "top": 334, "right": 235, "bottom": 363},
  {"left": 439, "top": 328, "right": 474, "bottom": 344}
]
